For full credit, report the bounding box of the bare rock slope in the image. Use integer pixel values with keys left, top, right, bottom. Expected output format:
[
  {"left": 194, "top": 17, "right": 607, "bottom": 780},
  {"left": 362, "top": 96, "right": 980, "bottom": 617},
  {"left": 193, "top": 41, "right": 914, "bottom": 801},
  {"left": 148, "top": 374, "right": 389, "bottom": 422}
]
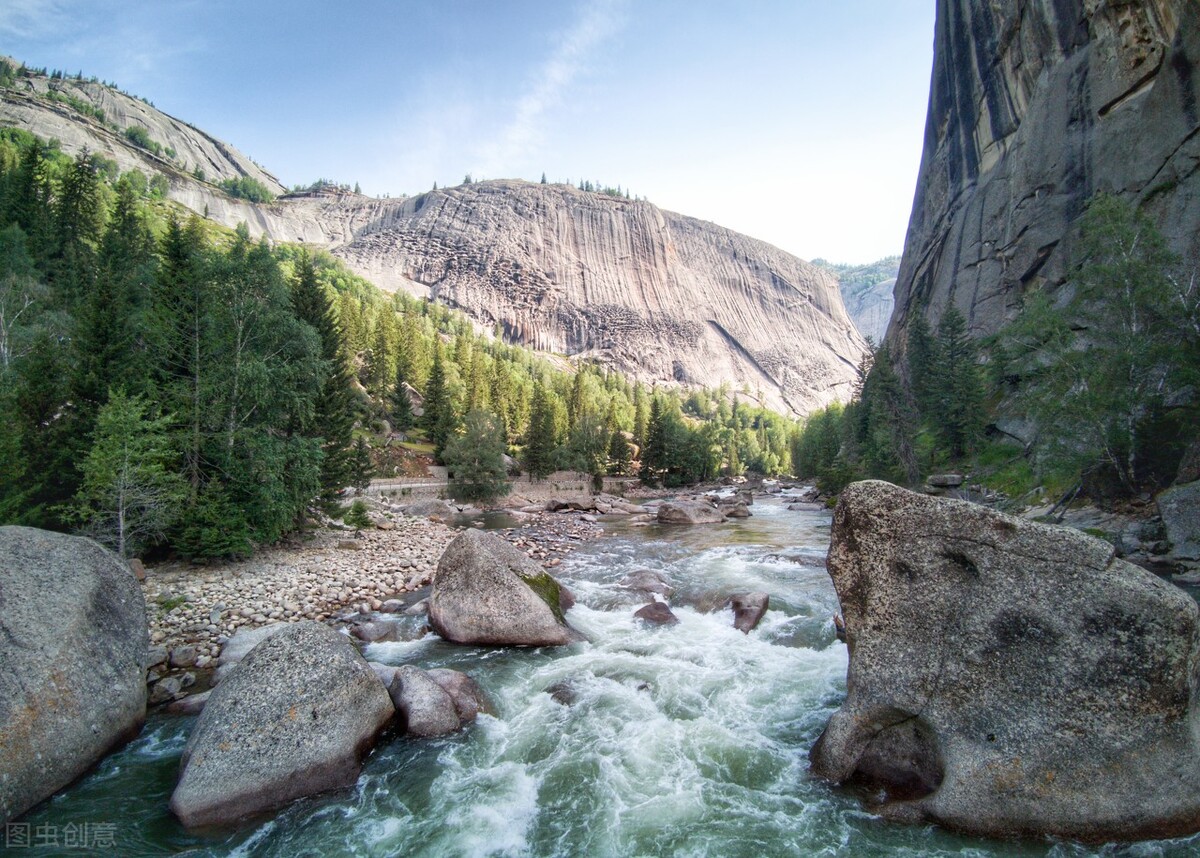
[
  {"left": 335, "top": 181, "right": 864, "bottom": 415},
  {"left": 889, "top": 0, "right": 1200, "bottom": 347}
]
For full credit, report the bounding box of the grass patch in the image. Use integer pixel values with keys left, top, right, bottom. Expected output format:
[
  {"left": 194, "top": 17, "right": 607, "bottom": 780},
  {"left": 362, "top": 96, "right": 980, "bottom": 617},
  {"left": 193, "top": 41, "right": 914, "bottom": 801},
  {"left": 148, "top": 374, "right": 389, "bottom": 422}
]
[{"left": 399, "top": 440, "right": 436, "bottom": 454}]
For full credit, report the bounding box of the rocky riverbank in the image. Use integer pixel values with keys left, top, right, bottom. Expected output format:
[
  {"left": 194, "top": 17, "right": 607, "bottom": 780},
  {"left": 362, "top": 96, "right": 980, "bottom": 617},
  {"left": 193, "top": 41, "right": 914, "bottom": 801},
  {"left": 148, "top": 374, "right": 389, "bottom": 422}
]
[{"left": 140, "top": 498, "right": 612, "bottom": 705}]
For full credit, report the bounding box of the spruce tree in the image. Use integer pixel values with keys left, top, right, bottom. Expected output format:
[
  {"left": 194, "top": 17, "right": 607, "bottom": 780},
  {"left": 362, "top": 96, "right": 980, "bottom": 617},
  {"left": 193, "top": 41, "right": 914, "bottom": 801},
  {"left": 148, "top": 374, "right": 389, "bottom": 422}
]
[
  {"left": 639, "top": 397, "right": 667, "bottom": 485},
  {"left": 444, "top": 409, "right": 511, "bottom": 505},
  {"left": 906, "top": 312, "right": 936, "bottom": 419},
  {"left": 523, "top": 382, "right": 557, "bottom": 479},
  {"left": 422, "top": 343, "right": 457, "bottom": 461},
  {"left": 291, "top": 252, "right": 357, "bottom": 502},
  {"left": 391, "top": 364, "right": 416, "bottom": 431},
  {"left": 933, "top": 306, "right": 984, "bottom": 459}
]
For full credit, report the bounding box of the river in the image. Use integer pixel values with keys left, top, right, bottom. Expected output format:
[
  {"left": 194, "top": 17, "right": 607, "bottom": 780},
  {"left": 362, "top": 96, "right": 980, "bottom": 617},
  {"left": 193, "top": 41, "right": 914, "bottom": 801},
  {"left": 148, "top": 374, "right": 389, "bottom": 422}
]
[{"left": 20, "top": 496, "right": 1200, "bottom": 856}]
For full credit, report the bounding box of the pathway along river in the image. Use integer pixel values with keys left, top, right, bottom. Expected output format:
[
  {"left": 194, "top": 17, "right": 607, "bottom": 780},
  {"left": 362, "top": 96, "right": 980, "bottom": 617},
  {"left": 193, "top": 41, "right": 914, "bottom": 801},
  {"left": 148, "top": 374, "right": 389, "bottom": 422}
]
[{"left": 24, "top": 496, "right": 1200, "bottom": 856}]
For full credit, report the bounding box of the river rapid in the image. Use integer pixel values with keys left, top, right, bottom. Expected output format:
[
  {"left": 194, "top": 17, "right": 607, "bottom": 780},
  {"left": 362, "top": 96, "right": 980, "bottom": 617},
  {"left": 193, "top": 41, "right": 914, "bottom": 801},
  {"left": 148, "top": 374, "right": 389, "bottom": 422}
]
[{"left": 21, "top": 496, "right": 1200, "bottom": 857}]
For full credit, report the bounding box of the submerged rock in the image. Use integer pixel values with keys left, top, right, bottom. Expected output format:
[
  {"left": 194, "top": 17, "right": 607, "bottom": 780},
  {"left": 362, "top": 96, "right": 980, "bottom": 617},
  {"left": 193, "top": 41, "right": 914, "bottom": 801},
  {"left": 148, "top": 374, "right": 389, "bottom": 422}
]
[
  {"left": 426, "top": 669, "right": 491, "bottom": 722},
  {"left": 811, "top": 481, "right": 1200, "bottom": 843},
  {"left": 0, "top": 526, "right": 148, "bottom": 824},
  {"left": 619, "top": 569, "right": 675, "bottom": 597},
  {"left": 728, "top": 592, "right": 769, "bottom": 633},
  {"left": 429, "top": 529, "right": 580, "bottom": 646},
  {"left": 169, "top": 622, "right": 393, "bottom": 829}
]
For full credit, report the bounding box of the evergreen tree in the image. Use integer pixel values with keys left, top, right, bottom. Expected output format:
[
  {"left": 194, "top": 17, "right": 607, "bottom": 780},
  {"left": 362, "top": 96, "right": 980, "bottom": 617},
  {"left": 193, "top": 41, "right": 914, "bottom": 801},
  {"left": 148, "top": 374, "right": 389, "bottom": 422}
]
[
  {"left": 444, "top": 409, "right": 511, "bottom": 505},
  {"left": 51, "top": 151, "right": 104, "bottom": 306},
  {"left": 607, "top": 428, "right": 632, "bottom": 476},
  {"left": 421, "top": 343, "right": 457, "bottom": 461},
  {"left": 391, "top": 364, "right": 416, "bottom": 431},
  {"left": 906, "top": 312, "right": 936, "bottom": 418},
  {"left": 349, "top": 436, "right": 374, "bottom": 491},
  {"left": 523, "top": 382, "right": 557, "bottom": 479},
  {"left": 639, "top": 397, "right": 667, "bottom": 485},
  {"left": 291, "top": 252, "right": 356, "bottom": 502},
  {"left": 933, "top": 306, "right": 984, "bottom": 459},
  {"left": 71, "top": 390, "right": 186, "bottom": 558}
]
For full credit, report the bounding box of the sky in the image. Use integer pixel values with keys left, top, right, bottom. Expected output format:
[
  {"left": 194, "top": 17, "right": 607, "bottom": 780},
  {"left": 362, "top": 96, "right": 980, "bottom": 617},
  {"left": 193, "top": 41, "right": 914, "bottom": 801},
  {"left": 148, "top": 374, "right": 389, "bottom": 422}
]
[{"left": 1, "top": 0, "right": 935, "bottom": 264}]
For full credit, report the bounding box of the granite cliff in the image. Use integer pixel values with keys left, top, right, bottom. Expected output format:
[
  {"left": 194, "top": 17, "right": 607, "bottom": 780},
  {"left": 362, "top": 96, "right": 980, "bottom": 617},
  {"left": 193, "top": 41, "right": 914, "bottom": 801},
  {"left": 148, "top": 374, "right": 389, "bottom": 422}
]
[
  {"left": 329, "top": 181, "right": 864, "bottom": 415},
  {"left": 1, "top": 66, "right": 866, "bottom": 416},
  {"left": 889, "top": 0, "right": 1200, "bottom": 347}
]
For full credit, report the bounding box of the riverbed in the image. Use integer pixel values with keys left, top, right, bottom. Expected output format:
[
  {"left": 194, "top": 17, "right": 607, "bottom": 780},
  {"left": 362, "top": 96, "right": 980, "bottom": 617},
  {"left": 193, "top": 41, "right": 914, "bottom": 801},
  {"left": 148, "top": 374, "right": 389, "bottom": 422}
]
[{"left": 20, "top": 497, "right": 1200, "bottom": 856}]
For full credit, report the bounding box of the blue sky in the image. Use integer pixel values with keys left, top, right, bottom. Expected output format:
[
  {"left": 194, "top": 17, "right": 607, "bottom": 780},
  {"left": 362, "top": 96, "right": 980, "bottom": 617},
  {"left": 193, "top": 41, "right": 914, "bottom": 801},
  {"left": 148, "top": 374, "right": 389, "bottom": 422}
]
[{"left": 1, "top": 0, "right": 935, "bottom": 263}]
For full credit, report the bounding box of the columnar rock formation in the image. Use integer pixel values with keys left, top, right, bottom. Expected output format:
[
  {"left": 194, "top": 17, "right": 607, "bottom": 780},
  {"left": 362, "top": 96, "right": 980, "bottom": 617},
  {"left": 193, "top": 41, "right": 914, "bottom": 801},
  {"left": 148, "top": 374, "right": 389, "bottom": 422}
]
[
  {"left": 888, "top": 0, "right": 1200, "bottom": 347},
  {"left": 332, "top": 181, "right": 865, "bottom": 415}
]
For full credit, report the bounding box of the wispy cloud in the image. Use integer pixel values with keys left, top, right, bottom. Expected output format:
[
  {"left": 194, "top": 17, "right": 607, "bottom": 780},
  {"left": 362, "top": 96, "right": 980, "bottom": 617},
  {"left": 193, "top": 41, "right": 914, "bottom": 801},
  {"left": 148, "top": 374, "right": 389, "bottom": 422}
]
[
  {"left": 473, "top": 0, "right": 627, "bottom": 177},
  {"left": 0, "top": 0, "right": 71, "bottom": 41}
]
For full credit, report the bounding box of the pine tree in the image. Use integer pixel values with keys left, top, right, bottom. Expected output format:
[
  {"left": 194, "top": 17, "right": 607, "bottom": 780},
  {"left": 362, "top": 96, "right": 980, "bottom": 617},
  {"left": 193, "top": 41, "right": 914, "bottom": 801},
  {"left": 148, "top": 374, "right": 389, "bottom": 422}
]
[
  {"left": 391, "top": 364, "right": 416, "bottom": 431},
  {"left": 291, "top": 252, "right": 357, "bottom": 502},
  {"left": 71, "top": 390, "right": 186, "bottom": 558},
  {"left": 349, "top": 436, "right": 374, "bottom": 491},
  {"left": 422, "top": 343, "right": 457, "bottom": 461},
  {"left": 444, "top": 409, "right": 511, "bottom": 505},
  {"left": 933, "top": 306, "right": 984, "bottom": 459},
  {"left": 51, "top": 151, "right": 104, "bottom": 306},
  {"left": 607, "top": 428, "right": 632, "bottom": 476},
  {"left": 907, "top": 312, "right": 936, "bottom": 419},
  {"left": 523, "top": 382, "right": 557, "bottom": 479},
  {"left": 639, "top": 397, "right": 667, "bottom": 485}
]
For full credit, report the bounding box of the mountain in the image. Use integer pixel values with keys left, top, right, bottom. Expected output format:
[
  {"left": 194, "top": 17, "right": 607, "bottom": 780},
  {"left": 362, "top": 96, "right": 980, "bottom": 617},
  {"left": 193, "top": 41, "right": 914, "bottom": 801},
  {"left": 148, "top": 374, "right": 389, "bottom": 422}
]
[
  {"left": 888, "top": 0, "right": 1199, "bottom": 348},
  {"left": 814, "top": 256, "right": 900, "bottom": 344},
  {"left": 0, "top": 62, "right": 865, "bottom": 417}
]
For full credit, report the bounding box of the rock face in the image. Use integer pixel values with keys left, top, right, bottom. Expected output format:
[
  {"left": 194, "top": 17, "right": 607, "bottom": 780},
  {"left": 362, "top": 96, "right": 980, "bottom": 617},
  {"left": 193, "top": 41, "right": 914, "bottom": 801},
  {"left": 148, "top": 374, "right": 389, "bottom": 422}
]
[
  {"left": 429, "top": 529, "right": 579, "bottom": 646},
  {"left": 0, "top": 61, "right": 284, "bottom": 197},
  {"left": 332, "top": 180, "right": 864, "bottom": 416},
  {"left": 888, "top": 0, "right": 1200, "bottom": 349},
  {"left": 169, "top": 622, "right": 393, "bottom": 829},
  {"left": 1157, "top": 481, "right": 1200, "bottom": 561},
  {"left": 811, "top": 481, "right": 1200, "bottom": 842},
  {"left": 816, "top": 257, "right": 900, "bottom": 343},
  {"left": 0, "top": 526, "right": 148, "bottom": 824}
]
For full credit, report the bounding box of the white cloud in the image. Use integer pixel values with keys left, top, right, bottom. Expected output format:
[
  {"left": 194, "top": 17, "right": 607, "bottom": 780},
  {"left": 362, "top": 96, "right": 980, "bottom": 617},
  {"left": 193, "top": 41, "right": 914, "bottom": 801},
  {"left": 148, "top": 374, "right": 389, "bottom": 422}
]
[
  {"left": 0, "top": 0, "right": 71, "bottom": 41},
  {"left": 472, "top": 0, "right": 627, "bottom": 178}
]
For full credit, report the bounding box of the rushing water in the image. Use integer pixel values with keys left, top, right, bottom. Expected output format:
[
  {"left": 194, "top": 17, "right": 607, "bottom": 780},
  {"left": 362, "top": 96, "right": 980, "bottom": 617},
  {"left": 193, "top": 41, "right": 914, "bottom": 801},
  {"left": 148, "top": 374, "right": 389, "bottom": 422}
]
[{"left": 21, "top": 498, "right": 1200, "bottom": 857}]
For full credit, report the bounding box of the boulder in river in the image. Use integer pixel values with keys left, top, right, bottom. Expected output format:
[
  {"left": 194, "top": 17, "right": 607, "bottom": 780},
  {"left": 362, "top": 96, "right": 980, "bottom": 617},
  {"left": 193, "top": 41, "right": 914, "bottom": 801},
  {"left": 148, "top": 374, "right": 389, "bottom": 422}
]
[
  {"left": 619, "top": 569, "right": 675, "bottom": 597},
  {"left": 212, "top": 622, "right": 289, "bottom": 685},
  {"left": 657, "top": 500, "right": 725, "bottom": 525},
  {"left": 728, "top": 592, "right": 769, "bottom": 633},
  {"left": 429, "top": 529, "right": 581, "bottom": 646},
  {"left": 169, "top": 621, "right": 394, "bottom": 829},
  {"left": 810, "top": 480, "right": 1200, "bottom": 843},
  {"left": 634, "top": 602, "right": 679, "bottom": 626},
  {"left": 426, "top": 668, "right": 491, "bottom": 722},
  {"left": 388, "top": 665, "right": 463, "bottom": 737},
  {"left": 0, "top": 526, "right": 148, "bottom": 824}
]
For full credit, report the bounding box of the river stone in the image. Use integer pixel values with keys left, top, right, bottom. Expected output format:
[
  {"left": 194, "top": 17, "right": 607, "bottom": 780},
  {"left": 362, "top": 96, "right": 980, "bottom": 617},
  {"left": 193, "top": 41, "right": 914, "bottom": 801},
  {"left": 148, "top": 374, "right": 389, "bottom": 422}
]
[
  {"left": 170, "top": 621, "right": 393, "bottom": 829},
  {"left": 388, "top": 666, "right": 461, "bottom": 737},
  {"left": 729, "top": 592, "right": 769, "bottom": 633},
  {"left": 429, "top": 529, "right": 580, "bottom": 646},
  {"left": 619, "top": 569, "right": 674, "bottom": 597},
  {"left": 722, "top": 502, "right": 751, "bottom": 519},
  {"left": 426, "top": 669, "right": 491, "bottom": 722},
  {"left": 810, "top": 480, "right": 1200, "bottom": 843},
  {"left": 350, "top": 621, "right": 400, "bottom": 643},
  {"left": 0, "top": 526, "right": 148, "bottom": 825},
  {"left": 165, "top": 690, "right": 210, "bottom": 717},
  {"left": 634, "top": 602, "right": 679, "bottom": 626},
  {"left": 657, "top": 501, "right": 725, "bottom": 525},
  {"left": 1157, "top": 481, "right": 1200, "bottom": 562}
]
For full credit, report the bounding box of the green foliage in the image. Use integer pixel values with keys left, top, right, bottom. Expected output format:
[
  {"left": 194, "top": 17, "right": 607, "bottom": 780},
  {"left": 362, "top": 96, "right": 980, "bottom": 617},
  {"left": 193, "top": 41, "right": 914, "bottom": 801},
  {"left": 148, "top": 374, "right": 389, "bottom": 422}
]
[
  {"left": 71, "top": 390, "right": 186, "bottom": 557},
  {"left": 444, "top": 410, "right": 512, "bottom": 505},
  {"left": 218, "top": 176, "right": 275, "bottom": 203},
  {"left": 1001, "top": 193, "right": 1199, "bottom": 491},
  {"left": 176, "top": 482, "right": 252, "bottom": 560},
  {"left": 344, "top": 498, "right": 372, "bottom": 530},
  {"left": 123, "top": 125, "right": 162, "bottom": 156}
]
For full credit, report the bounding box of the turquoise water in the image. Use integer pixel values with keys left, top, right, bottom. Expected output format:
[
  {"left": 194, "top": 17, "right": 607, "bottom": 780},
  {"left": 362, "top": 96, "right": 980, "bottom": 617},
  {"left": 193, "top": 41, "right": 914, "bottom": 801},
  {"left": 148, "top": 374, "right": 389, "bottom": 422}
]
[{"left": 19, "top": 499, "right": 1200, "bottom": 856}]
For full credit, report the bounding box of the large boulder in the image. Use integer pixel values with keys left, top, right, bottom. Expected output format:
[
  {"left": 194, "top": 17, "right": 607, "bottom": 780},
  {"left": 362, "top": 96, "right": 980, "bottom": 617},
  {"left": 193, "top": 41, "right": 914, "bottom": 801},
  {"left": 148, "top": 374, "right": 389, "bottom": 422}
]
[
  {"left": 429, "top": 529, "right": 580, "bottom": 646},
  {"left": 387, "top": 666, "right": 462, "bottom": 738},
  {"left": 169, "top": 622, "right": 394, "bottom": 829},
  {"left": 1157, "top": 481, "right": 1200, "bottom": 562},
  {"left": 211, "top": 622, "right": 289, "bottom": 685},
  {"left": 0, "top": 527, "right": 148, "bottom": 824},
  {"left": 810, "top": 481, "right": 1200, "bottom": 842},
  {"left": 657, "top": 500, "right": 725, "bottom": 525},
  {"left": 728, "top": 592, "right": 769, "bottom": 633}
]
